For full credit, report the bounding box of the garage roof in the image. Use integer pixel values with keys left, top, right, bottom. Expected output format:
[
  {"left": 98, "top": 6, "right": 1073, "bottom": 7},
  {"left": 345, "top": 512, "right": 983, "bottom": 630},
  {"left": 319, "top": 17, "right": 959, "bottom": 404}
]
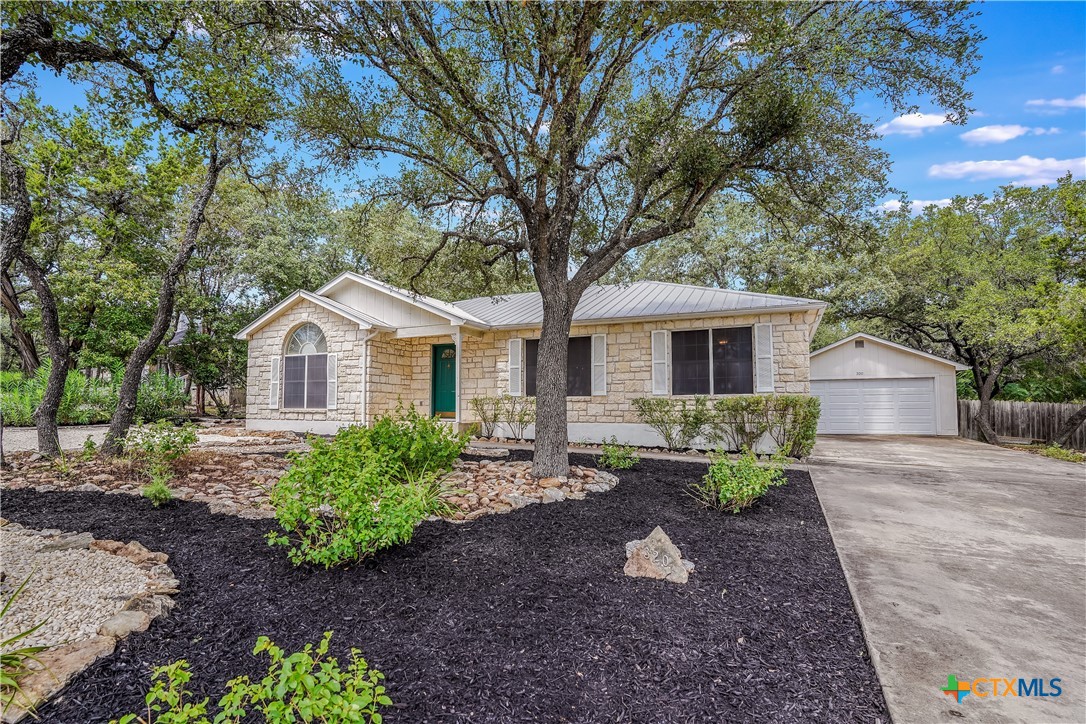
[
  {"left": 455, "top": 281, "right": 826, "bottom": 328},
  {"left": 811, "top": 333, "right": 968, "bottom": 370}
]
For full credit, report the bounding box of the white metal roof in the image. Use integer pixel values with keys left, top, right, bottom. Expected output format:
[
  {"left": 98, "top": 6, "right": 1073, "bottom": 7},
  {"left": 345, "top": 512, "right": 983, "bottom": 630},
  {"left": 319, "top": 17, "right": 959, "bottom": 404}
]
[
  {"left": 811, "top": 333, "right": 968, "bottom": 370},
  {"left": 454, "top": 281, "right": 825, "bottom": 328}
]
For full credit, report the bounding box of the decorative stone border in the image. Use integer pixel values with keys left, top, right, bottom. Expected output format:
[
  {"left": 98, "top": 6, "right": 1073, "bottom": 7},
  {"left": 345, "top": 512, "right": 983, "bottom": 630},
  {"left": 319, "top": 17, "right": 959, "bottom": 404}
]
[{"left": 0, "top": 524, "right": 178, "bottom": 724}]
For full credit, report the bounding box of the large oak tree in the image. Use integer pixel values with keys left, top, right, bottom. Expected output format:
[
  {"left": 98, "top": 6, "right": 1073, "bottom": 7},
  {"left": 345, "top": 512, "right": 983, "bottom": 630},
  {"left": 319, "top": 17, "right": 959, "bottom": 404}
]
[{"left": 289, "top": 1, "right": 980, "bottom": 475}]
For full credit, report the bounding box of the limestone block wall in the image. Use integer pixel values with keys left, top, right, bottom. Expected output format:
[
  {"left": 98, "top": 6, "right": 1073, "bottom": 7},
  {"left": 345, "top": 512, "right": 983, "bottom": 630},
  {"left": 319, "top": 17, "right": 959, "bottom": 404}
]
[
  {"left": 457, "top": 309, "right": 820, "bottom": 426},
  {"left": 243, "top": 300, "right": 366, "bottom": 425}
]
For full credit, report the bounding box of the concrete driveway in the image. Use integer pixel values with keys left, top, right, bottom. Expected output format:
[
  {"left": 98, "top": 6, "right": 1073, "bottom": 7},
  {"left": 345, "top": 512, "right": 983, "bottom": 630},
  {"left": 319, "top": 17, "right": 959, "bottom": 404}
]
[{"left": 809, "top": 436, "right": 1085, "bottom": 723}]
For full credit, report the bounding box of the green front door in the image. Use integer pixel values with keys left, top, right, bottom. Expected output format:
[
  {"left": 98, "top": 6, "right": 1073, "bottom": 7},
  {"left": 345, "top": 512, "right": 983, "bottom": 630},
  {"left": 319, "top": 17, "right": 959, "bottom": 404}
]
[{"left": 431, "top": 344, "right": 457, "bottom": 418}]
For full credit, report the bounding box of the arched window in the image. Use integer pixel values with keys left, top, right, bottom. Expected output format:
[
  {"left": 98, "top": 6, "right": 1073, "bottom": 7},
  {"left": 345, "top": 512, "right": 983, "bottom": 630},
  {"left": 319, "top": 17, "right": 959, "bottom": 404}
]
[{"left": 284, "top": 323, "right": 329, "bottom": 409}]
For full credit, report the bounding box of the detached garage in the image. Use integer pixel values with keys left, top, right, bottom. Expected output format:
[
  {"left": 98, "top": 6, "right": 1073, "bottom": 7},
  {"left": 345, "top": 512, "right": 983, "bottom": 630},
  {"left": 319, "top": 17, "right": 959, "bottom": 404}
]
[{"left": 810, "top": 333, "right": 966, "bottom": 436}]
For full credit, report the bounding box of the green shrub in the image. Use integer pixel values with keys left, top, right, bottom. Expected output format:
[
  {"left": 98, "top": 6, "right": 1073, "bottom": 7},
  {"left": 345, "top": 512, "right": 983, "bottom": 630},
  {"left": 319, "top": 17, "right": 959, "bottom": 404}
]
[
  {"left": 499, "top": 394, "right": 534, "bottom": 440},
  {"left": 692, "top": 448, "right": 787, "bottom": 513},
  {"left": 1039, "top": 445, "right": 1085, "bottom": 463},
  {"left": 1, "top": 576, "right": 48, "bottom": 717},
  {"left": 136, "top": 371, "right": 189, "bottom": 422},
  {"left": 699, "top": 395, "right": 820, "bottom": 458},
  {"left": 81, "top": 435, "right": 98, "bottom": 461},
  {"left": 0, "top": 366, "right": 187, "bottom": 427},
  {"left": 112, "top": 632, "right": 391, "bottom": 724},
  {"left": 126, "top": 420, "right": 199, "bottom": 464},
  {"left": 469, "top": 396, "right": 501, "bottom": 438},
  {"left": 367, "top": 404, "right": 469, "bottom": 478},
  {"left": 632, "top": 396, "right": 709, "bottom": 450},
  {"left": 142, "top": 478, "right": 173, "bottom": 507},
  {"left": 598, "top": 437, "right": 640, "bottom": 470},
  {"left": 268, "top": 411, "right": 464, "bottom": 568}
]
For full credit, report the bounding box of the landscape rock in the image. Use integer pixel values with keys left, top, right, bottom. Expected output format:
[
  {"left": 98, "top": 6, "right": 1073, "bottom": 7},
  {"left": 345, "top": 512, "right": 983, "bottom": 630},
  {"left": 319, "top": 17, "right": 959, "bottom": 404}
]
[
  {"left": 98, "top": 610, "right": 151, "bottom": 638},
  {"left": 624, "top": 527, "right": 694, "bottom": 584},
  {"left": 541, "top": 488, "right": 566, "bottom": 504},
  {"left": 74, "top": 483, "right": 103, "bottom": 493},
  {"left": 40, "top": 532, "right": 95, "bottom": 551}
]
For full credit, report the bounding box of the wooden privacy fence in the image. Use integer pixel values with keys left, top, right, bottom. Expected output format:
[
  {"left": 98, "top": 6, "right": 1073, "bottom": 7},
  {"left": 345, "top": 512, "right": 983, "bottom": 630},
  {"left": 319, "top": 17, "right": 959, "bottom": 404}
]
[{"left": 958, "top": 400, "right": 1086, "bottom": 451}]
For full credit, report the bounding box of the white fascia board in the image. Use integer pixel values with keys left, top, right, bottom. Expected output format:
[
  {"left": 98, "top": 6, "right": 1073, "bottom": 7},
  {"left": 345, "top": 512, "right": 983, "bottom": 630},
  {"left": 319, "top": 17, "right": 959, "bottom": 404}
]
[
  {"left": 811, "top": 332, "right": 968, "bottom": 371},
  {"left": 234, "top": 291, "right": 390, "bottom": 340},
  {"left": 480, "top": 302, "right": 828, "bottom": 331},
  {"left": 315, "top": 271, "right": 489, "bottom": 328}
]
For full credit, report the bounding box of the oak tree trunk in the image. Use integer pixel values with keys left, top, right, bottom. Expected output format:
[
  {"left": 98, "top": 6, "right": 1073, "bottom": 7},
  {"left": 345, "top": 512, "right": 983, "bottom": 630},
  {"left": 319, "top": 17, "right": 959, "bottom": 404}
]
[
  {"left": 1051, "top": 404, "right": 1086, "bottom": 448},
  {"left": 102, "top": 150, "right": 228, "bottom": 455},
  {"left": 20, "top": 252, "right": 68, "bottom": 457},
  {"left": 1, "top": 268, "right": 41, "bottom": 375},
  {"left": 973, "top": 366, "right": 1002, "bottom": 445}
]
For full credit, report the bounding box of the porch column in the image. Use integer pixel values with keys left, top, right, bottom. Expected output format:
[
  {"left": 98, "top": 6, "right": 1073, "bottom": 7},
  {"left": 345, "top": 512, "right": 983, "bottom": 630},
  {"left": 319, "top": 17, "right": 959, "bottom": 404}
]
[{"left": 452, "top": 328, "right": 462, "bottom": 424}]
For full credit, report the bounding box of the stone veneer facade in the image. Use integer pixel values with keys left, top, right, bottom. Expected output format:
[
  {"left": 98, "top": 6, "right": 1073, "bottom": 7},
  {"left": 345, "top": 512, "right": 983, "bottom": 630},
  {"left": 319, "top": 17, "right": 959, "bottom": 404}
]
[{"left": 246, "top": 300, "right": 821, "bottom": 436}]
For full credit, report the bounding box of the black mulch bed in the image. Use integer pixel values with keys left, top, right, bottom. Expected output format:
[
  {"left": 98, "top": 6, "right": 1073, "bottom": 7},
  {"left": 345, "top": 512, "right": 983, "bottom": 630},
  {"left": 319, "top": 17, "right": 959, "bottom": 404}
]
[{"left": 4, "top": 452, "right": 887, "bottom": 723}]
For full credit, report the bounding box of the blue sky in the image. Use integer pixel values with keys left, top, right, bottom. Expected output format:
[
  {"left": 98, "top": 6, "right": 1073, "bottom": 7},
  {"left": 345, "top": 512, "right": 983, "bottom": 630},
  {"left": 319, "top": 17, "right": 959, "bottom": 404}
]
[
  {"left": 868, "top": 1, "right": 1085, "bottom": 211},
  {"left": 27, "top": 2, "right": 1086, "bottom": 212}
]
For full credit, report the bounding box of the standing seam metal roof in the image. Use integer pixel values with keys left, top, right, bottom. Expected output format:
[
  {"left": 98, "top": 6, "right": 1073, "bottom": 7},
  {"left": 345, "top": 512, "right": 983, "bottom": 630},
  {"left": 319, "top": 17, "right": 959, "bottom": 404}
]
[{"left": 453, "top": 281, "right": 825, "bottom": 327}]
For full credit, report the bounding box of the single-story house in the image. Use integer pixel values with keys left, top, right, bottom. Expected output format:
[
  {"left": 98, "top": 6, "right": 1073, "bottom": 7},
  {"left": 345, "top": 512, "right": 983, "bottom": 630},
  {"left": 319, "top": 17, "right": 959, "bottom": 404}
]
[
  {"left": 235, "top": 272, "right": 827, "bottom": 445},
  {"left": 810, "top": 333, "right": 966, "bottom": 436}
]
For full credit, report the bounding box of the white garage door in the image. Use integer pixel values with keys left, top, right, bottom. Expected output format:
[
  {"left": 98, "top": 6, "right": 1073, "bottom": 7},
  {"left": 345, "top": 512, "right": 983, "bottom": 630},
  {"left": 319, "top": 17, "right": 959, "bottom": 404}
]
[{"left": 811, "top": 378, "right": 936, "bottom": 435}]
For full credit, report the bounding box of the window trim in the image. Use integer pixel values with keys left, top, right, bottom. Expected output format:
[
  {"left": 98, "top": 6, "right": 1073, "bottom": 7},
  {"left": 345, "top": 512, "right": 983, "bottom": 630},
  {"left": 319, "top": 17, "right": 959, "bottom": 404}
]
[
  {"left": 670, "top": 324, "right": 755, "bottom": 397},
  {"left": 282, "top": 323, "right": 330, "bottom": 410}
]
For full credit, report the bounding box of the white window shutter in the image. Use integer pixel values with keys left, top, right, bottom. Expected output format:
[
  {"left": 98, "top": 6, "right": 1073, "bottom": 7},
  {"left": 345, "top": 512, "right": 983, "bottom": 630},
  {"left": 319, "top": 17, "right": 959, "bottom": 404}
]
[
  {"left": 651, "top": 330, "right": 669, "bottom": 395},
  {"left": 755, "top": 323, "right": 774, "bottom": 393},
  {"left": 508, "top": 338, "right": 522, "bottom": 396},
  {"left": 269, "top": 357, "right": 280, "bottom": 409},
  {"left": 327, "top": 353, "right": 338, "bottom": 410},
  {"left": 591, "top": 333, "right": 607, "bottom": 396}
]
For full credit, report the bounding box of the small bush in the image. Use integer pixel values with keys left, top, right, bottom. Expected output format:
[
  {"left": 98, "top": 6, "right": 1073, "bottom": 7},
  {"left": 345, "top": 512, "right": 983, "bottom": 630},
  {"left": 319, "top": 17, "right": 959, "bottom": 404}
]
[
  {"left": 469, "top": 396, "right": 501, "bottom": 438},
  {"left": 598, "top": 437, "right": 640, "bottom": 470},
  {"left": 126, "top": 420, "right": 199, "bottom": 464},
  {"left": 632, "top": 396, "right": 709, "bottom": 450},
  {"left": 268, "top": 409, "right": 464, "bottom": 568},
  {"left": 367, "top": 404, "right": 468, "bottom": 478},
  {"left": 112, "top": 632, "right": 391, "bottom": 724},
  {"left": 692, "top": 448, "right": 787, "bottom": 513},
  {"left": 1039, "top": 445, "right": 1085, "bottom": 463},
  {"left": 135, "top": 371, "right": 189, "bottom": 422},
  {"left": 142, "top": 479, "right": 173, "bottom": 508},
  {"left": 81, "top": 435, "right": 98, "bottom": 461},
  {"left": 499, "top": 395, "right": 534, "bottom": 440}
]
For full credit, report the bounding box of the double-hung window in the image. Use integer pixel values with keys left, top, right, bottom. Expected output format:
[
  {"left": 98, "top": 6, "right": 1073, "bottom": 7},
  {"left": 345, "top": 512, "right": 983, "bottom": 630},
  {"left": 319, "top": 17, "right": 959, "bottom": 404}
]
[
  {"left": 283, "top": 323, "right": 329, "bottom": 409},
  {"left": 525, "top": 336, "right": 593, "bottom": 396},
  {"left": 670, "top": 327, "right": 754, "bottom": 395}
]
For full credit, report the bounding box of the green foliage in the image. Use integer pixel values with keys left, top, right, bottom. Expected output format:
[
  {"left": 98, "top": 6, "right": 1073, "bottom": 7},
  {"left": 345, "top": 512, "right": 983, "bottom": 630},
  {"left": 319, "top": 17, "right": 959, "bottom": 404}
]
[
  {"left": 126, "top": 421, "right": 199, "bottom": 464},
  {"left": 692, "top": 449, "right": 788, "bottom": 514},
  {"left": 136, "top": 372, "right": 190, "bottom": 422},
  {"left": 632, "top": 397, "right": 710, "bottom": 451},
  {"left": 1, "top": 576, "right": 49, "bottom": 717},
  {"left": 142, "top": 478, "right": 174, "bottom": 508},
  {"left": 267, "top": 408, "right": 465, "bottom": 567},
  {"left": 598, "top": 437, "right": 640, "bottom": 470},
  {"left": 1038, "top": 445, "right": 1085, "bottom": 463},
  {"left": 469, "top": 396, "right": 501, "bottom": 438},
  {"left": 499, "top": 395, "right": 535, "bottom": 440},
  {"left": 81, "top": 435, "right": 98, "bottom": 461},
  {"left": 706, "top": 395, "right": 821, "bottom": 458},
  {"left": 367, "top": 404, "right": 469, "bottom": 478},
  {"left": 0, "top": 366, "right": 187, "bottom": 427},
  {"left": 112, "top": 632, "right": 391, "bottom": 724}
]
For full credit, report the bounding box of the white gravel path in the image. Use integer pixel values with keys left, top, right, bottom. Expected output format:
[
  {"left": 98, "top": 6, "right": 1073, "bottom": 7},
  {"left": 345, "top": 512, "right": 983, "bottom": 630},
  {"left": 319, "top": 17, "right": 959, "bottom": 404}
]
[
  {"left": 0, "top": 526, "right": 149, "bottom": 649},
  {"left": 2, "top": 425, "right": 109, "bottom": 453}
]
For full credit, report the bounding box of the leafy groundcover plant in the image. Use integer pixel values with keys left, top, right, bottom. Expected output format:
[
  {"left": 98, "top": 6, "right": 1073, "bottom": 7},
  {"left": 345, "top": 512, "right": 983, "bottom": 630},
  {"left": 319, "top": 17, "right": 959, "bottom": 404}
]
[
  {"left": 692, "top": 448, "right": 788, "bottom": 514},
  {"left": 268, "top": 406, "right": 468, "bottom": 567},
  {"left": 126, "top": 420, "right": 199, "bottom": 508},
  {"left": 112, "top": 632, "right": 391, "bottom": 724}
]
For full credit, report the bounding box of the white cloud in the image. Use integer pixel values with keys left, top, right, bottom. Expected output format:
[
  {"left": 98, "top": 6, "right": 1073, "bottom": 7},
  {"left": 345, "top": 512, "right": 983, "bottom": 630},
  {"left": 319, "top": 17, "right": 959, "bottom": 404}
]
[
  {"left": 875, "top": 113, "right": 949, "bottom": 137},
  {"left": 1051, "top": 65, "right": 1065, "bottom": 75},
  {"left": 928, "top": 155, "right": 1086, "bottom": 186},
  {"left": 877, "top": 199, "right": 952, "bottom": 214},
  {"left": 1025, "top": 94, "right": 1086, "bottom": 112},
  {"left": 959, "top": 125, "right": 1062, "bottom": 144}
]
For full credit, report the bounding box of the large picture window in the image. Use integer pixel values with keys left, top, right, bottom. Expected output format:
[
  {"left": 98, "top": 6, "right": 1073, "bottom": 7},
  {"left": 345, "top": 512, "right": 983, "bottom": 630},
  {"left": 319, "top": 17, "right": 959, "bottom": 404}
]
[
  {"left": 525, "top": 336, "right": 592, "bottom": 396},
  {"left": 671, "top": 327, "right": 754, "bottom": 395},
  {"left": 284, "top": 323, "right": 328, "bottom": 409}
]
